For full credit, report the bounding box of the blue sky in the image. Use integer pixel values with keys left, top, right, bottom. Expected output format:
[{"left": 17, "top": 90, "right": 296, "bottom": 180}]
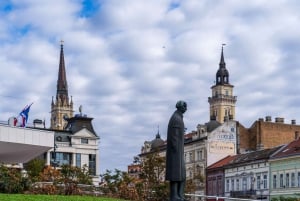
[{"left": 1, "top": 0, "right": 300, "bottom": 173}]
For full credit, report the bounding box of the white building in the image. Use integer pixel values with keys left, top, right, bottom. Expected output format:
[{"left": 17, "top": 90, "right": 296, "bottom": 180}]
[
  {"left": 223, "top": 146, "right": 282, "bottom": 200},
  {"left": 42, "top": 114, "right": 100, "bottom": 185},
  {"left": 0, "top": 123, "right": 54, "bottom": 165}
]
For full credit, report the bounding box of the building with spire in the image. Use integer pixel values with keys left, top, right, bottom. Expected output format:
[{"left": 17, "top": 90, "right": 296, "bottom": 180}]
[
  {"left": 208, "top": 45, "right": 237, "bottom": 123},
  {"left": 51, "top": 42, "right": 73, "bottom": 130},
  {"left": 45, "top": 43, "right": 100, "bottom": 185}
]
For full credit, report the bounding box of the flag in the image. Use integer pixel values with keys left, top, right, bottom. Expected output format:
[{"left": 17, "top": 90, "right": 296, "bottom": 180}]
[{"left": 18, "top": 103, "right": 33, "bottom": 127}]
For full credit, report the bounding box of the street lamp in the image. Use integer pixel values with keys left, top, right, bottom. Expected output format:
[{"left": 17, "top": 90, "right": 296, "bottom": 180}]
[{"left": 51, "top": 143, "right": 59, "bottom": 169}]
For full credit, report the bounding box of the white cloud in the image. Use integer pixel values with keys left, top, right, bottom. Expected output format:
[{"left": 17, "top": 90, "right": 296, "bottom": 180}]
[{"left": 1, "top": 0, "right": 300, "bottom": 172}]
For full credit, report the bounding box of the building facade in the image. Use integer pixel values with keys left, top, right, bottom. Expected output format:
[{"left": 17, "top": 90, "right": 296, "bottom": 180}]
[
  {"left": 223, "top": 146, "right": 282, "bottom": 200},
  {"left": 269, "top": 137, "right": 300, "bottom": 199},
  {"left": 206, "top": 155, "right": 236, "bottom": 201}
]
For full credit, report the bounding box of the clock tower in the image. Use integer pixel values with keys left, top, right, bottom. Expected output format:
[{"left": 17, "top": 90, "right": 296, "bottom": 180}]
[
  {"left": 208, "top": 45, "right": 237, "bottom": 123},
  {"left": 50, "top": 42, "right": 73, "bottom": 130}
]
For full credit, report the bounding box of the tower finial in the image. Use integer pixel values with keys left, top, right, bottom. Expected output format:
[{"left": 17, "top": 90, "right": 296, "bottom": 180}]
[
  {"left": 156, "top": 125, "right": 161, "bottom": 138},
  {"left": 220, "top": 43, "right": 226, "bottom": 66},
  {"left": 60, "top": 40, "right": 64, "bottom": 46}
]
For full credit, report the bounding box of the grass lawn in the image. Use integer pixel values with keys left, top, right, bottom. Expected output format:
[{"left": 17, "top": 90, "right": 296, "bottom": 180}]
[{"left": 0, "top": 194, "right": 128, "bottom": 201}]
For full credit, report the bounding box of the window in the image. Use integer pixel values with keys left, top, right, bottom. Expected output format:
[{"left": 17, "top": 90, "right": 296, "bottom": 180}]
[
  {"left": 189, "top": 152, "right": 193, "bottom": 162},
  {"left": 218, "top": 177, "right": 222, "bottom": 195},
  {"left": 291, "top": 173, "right": 295, "bottom": 187},
  {"left": 197, "top": 150, "right": 203, "bottom": 161},
  {"left": 89, "top": 154, "right": 96, "bottom": 175},
  {"left": 280, "top": 174, "right": 284, "bottom": 188},
  {"left": 226, "top": 179, "right": 230, "bottom": 192},
  {"left": 257, "top": 175, "right": 261, "bottom": 190},
  {"left": 231, "top": 179, "right": 234, "bottom": 191},
  {"left": 286, "top": 173, "right": 290, "bottom": 188},
  {"left": 52, "top": 152, "right": 72, "bottom": 166},
  {"left": 273, "top": 175, "right": 277, "bottom": 189},
  {"left": 213, "top": 179, "right": 217, "bottom": 195},
  {"left": 242, "top": 177, "right": 247, "bottom": 190},
  {"left": 76, "top": 153, "right": 81, "bottom": 168},
  {"left": 298, "top": 172, "right": 300, "bottom": 187},
  {"left": 184, "top": 153, "right": 187, "bottom": 162},
  {"left": 81, "top": 138, "right": 88, "bottom": 144},
  {"left": 263, "top": 174, "right": 267, "bottom": 189},
  {"left": 236, "top": 179, "right": 240, "bottom": 191}
]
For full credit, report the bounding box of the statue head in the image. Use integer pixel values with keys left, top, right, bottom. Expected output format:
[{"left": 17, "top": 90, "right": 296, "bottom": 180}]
[{"left": 176, "top": 100, "right": 187, "bottom": 114}]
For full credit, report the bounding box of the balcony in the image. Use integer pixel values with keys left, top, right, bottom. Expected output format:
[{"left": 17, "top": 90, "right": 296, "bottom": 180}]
[
  {"left": 208, "top": 94, "right": 237, "bottom": 103},
  {"left": 230, "top": 190, "right": 257, "bottom": 198}
]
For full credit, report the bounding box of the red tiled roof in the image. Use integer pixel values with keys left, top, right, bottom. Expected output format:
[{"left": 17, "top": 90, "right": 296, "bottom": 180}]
[
  {"left": 207, "top": 155, "right": 237, "bottom": 170},
  {"left": 272, "top": 138, "right": 300, "bottom": 159}
]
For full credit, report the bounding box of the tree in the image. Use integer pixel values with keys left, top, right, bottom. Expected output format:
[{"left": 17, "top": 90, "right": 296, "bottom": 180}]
[
  {"left": 24, "top": 158, "right": 45, "bottom": 182},
  {"left": 100, "top": 169, "right": 124, "bottom": 197},
  {"left": 60, "top": 164, "right": 92, "bottom": 195},
  {"left": 138, "top": 151, "right": 168, "bottom": 201}
]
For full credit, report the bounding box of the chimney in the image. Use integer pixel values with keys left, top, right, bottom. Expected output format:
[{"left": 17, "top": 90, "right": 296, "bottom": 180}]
[
  {"left": 33, "top": 119, "right": 45, "bottom": 128},
  {"left": 258, "top": 118, "right": 264, "bottom": 122},
  {"left": 265, "top": 116, "right": 272, "bottom": 122},
  {"left": 291, "top": 119, "right": 296, "bottom": 125},
  {"left": 295, "top": 131, "right": 299, "bottom": 140},
  {"left": 275, "top": 117, "right": 284, "bottom": 123}
]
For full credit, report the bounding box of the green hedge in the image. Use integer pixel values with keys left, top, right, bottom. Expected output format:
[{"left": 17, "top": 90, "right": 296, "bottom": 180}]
[{"left": 0, "top": 194, "right": 128, "bottom": 201}]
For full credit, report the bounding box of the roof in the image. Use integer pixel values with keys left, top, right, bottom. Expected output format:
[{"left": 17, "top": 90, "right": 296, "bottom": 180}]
[
  {"left": 225, "top": 145, "right": 283, "bottom": 167},
  {"left": 65, "top": 114, "right": 98, "bottom": 136},
  {"left": 271, "top": 137, "right": 300, "bottom": 159},
  {"left": 151, "top": 133, "right": 164, "bottom": 150},
  {"left": 205, "top": 120, "right": 221, "bottom": 132},
  {"left": 207, "top": 155, "right": 237, "bottom": 170}
]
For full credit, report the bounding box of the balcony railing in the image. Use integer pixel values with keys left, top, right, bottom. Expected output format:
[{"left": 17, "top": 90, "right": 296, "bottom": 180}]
[{"left": 230, "top": 190, "right": 257, "bottom": 198}]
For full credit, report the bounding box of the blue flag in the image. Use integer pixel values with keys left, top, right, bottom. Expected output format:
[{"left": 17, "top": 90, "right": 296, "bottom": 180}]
[{"left": 19, "top": 103, "right": 33, "bottom": 127}]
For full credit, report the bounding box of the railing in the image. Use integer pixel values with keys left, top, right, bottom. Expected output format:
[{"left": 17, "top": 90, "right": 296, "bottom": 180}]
[
  {"left": 185, "top": 194, "right": 260, "bottom": 201},
  {"left": 230, "top": 190, "right": 257, "bottom": 198}
]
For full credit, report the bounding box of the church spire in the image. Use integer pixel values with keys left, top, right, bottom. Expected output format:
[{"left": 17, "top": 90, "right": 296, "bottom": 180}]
[
  {"left": 216, "top": 44, "right": 229, "bottom": 85},
  {"left": 56, "top": 40, "right": 69, "bottom": 104},
  {"left": 51, "top": 41, "right": 73, "bottom": 130},
  {"left": 219, "top": 43, "right": 226, "bottom": 67}
]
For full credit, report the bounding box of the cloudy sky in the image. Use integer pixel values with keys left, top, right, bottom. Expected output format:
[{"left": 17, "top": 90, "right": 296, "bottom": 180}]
[{"left": 1, "top": 0, "right": 300, "bottom": 173}]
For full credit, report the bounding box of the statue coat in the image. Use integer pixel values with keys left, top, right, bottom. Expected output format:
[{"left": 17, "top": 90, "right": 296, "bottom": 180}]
[{"left": 165, "top": 110, "right": 186, "bottom": 181}]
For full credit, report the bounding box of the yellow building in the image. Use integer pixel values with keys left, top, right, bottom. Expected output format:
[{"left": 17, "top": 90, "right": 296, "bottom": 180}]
[{"left": 208, "top": 46, "right": 237, "bottom": 123}]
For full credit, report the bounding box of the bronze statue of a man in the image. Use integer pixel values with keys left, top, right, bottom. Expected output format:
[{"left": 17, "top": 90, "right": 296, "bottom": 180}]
[{"left": 166, "top": 100, "right": 187, "bottom": 201}]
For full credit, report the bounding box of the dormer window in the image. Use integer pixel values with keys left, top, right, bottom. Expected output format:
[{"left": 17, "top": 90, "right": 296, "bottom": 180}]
[{"left": 81, "top": 138, "right": 88, "bottom": 144}]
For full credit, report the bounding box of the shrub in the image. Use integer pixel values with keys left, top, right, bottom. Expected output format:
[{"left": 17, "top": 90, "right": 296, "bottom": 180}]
[{"left": 0, "top": 165, "right": 29, "bottom": 193}]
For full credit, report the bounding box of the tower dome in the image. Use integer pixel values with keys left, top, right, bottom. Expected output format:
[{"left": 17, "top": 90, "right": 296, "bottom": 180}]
[{"left": 151, "top": 132, "right": 164, "bottom": 150}]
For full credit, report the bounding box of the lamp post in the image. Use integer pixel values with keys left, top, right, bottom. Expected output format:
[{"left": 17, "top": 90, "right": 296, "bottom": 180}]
[{"left": 51, "top": 143, "right": 59, "bottom": 169}]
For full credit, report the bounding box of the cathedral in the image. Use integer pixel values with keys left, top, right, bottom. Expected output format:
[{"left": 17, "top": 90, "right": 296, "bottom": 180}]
[{"left": 44, "top": 43, "right": 100, "bottom": 185}]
